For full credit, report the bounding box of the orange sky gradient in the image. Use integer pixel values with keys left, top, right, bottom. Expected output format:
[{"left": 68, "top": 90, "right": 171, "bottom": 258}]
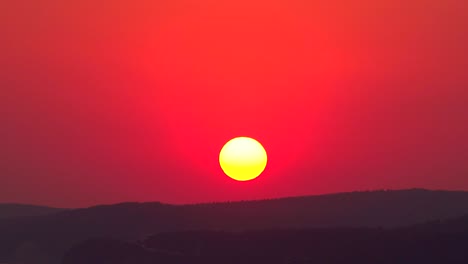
[{"left": 1, "top": 0, "right": 467, "bottom": 207}]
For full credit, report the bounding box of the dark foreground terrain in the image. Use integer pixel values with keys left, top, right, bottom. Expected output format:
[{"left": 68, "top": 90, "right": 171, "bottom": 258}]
[
  {"left": 3, "top": 189, "right": 468, "bottom": 263},
  {"left": 63, "top": 226, "right": 468, "bottom": 264}
]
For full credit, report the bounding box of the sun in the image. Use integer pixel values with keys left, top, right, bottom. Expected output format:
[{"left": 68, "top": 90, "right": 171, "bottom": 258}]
[{"left": 219, "top": 137, "right": 268, "bottom": 181}]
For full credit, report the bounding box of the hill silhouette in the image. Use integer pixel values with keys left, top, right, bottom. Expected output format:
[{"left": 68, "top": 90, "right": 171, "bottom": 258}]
[
  {"left": 0, "top": 204, "right": 65, "bottom": 219},
  {"left": 3, "top": 189, "right": 468, "bottom": 263},
  {"left": 63, "top": 217, "right": 468, "bottom": 264}
]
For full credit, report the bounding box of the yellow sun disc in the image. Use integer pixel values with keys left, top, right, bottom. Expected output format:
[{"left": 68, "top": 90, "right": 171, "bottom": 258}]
[{"left": 219, "top": 137, "right": 268, "bottom": 181}]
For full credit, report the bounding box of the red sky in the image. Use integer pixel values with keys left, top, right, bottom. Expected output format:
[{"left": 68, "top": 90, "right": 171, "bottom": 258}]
[{"left": 1, "top": 0, "right": 467, "bottom": 207}]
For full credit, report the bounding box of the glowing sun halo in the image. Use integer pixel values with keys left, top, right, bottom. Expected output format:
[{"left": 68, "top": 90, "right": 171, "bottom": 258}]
[{"left": 219, "top": 137, "right": 268, "bottom": 181}]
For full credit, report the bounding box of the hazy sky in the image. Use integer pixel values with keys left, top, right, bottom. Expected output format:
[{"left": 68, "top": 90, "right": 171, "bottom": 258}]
[{"left": 1, "top": 0, "right": 467, "bottom": 207}]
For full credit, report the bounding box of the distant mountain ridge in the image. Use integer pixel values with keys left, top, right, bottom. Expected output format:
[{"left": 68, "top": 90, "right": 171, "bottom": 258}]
[
  {"left": 4, "top": 189, "right": 468, "bottom": 264},
  {"left": 0, "top": 204, "right": 65, "bottom": 219}
]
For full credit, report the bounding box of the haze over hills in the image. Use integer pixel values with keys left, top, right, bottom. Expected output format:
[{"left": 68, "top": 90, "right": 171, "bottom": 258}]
[
  {"left": 0, "top": 204, "right": 65, "bottom": 219},
  {"left": 4, "top": 189, "right": 468, "bottom": 263}
]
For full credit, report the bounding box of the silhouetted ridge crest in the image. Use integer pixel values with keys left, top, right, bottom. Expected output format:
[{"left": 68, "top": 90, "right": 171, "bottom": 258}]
[{"left": 3, "top": 189, "right": 468, "bottom": 264}]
